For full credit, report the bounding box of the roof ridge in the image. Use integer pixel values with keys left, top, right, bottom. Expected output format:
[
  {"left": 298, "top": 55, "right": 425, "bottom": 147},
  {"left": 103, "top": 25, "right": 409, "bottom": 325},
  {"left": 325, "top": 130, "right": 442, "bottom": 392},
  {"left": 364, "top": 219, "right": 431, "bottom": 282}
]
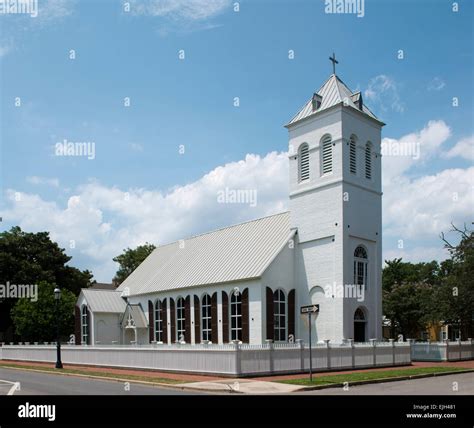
[{"left": 154, "top": 211, "right": 290, "bottom": 249}]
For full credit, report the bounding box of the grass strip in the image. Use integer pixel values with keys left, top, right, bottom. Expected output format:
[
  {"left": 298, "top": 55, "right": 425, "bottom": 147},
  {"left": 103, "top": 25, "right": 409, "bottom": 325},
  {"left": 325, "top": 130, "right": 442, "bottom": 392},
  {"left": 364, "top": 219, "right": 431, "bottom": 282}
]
[{"left": 278, "top": 366, "right": 471, "bottom": 386}]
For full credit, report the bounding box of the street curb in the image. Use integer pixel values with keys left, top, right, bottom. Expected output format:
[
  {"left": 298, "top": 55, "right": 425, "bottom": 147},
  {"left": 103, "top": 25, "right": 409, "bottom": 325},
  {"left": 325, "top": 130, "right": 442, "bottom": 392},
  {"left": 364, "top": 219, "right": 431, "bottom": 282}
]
[
  {"left": 0, "top": 365, "right": 198, "bottom": 393},
  {"left": 290, "top": 369, "right": 474, "bottom": 391}
]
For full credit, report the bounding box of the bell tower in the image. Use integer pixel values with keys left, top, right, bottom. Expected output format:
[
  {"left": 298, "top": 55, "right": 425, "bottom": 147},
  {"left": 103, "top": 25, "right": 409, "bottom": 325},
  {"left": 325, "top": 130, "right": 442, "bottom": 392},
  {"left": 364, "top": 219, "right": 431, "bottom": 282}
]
[{"left": 286, "top": 56, "right": 385, "bottom": 342}]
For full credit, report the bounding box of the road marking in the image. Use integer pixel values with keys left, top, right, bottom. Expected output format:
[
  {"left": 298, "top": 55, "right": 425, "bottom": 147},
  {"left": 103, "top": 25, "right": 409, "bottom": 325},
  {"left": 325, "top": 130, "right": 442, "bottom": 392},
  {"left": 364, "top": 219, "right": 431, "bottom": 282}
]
[{"left": 0, "top": 380, "right": 21, "bottom": 395}]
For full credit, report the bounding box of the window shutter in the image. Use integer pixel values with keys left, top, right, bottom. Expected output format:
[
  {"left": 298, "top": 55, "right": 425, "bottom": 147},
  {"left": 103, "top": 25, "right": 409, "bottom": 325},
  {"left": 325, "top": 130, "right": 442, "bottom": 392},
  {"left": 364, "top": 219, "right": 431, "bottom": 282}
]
[
  {"left": 184, "top": 296, "right": 191, "bottom": 344},
  {"left": 194, "top": 295, "right": 200, "bottom": 344},
  {"left": 162, "top": 298, "right": 168, "bottom": 344},
  {"left": 288, "top": 289, "right": 295, "bottom": 339},
  {"left": 321, "top": 136, "right": 333, "bottom": 174},
  {"left": 350, "top": 139, "right": 357, "bottom": 174},
  {"left": 170, "top": 298, "right": 176, "bottom": 343},
  {"left": 222, "top": 291, "right": 229, "bottom": 343},
  {"left": 74, "top": 306, "right": 81, "bottom": 345},
  {"left": 266, "top": 287, "right": 274, "bottom": 340},
  {"left": 148, "top": 300, "right": 154, "bottom": 343},
  {"left": 365, "top": 143, "right": 372, "bottom": 179},
  {"left": 211, "top": 292, "right": 218, "bottom": 343},
  {"left": 299, "top": 144, "right": 310, "bottom": 181},
  {"left": 242, "top": 288, "right": 249, "bottom": 343},
  {"left": 86, "top": 307, "right": 91, "bottom": 345}
]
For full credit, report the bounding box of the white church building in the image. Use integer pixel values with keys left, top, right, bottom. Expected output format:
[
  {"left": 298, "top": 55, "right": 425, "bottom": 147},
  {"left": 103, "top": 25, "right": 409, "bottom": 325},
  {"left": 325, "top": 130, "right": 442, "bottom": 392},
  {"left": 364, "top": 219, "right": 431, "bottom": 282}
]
[{"left": 76, "top": 67, "right": 384, "bottom": 347}]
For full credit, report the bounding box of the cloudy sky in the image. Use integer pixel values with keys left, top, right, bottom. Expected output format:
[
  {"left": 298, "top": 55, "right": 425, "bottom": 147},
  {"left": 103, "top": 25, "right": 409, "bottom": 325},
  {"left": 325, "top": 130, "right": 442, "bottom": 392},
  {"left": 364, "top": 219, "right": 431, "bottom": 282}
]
[{"left": 1, "top": 0, "right": 472, "bottom": 281}]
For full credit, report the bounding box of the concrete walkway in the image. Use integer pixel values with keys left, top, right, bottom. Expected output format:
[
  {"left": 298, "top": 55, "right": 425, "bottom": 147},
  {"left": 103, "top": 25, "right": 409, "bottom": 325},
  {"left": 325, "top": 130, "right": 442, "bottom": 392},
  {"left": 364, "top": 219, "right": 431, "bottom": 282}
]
[{"left": 177, "top": 379, "right": 302, "bottom": 394}]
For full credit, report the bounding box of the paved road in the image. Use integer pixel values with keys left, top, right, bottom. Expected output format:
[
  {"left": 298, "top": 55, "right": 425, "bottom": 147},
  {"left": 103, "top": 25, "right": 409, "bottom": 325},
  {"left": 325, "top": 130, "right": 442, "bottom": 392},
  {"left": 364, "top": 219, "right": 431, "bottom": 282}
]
[
  {"left": 0, "top": 368, "right": 204, "bottom": 395},
  {"left": 297, "top": 373, "right": 474, "bottom": 395}
]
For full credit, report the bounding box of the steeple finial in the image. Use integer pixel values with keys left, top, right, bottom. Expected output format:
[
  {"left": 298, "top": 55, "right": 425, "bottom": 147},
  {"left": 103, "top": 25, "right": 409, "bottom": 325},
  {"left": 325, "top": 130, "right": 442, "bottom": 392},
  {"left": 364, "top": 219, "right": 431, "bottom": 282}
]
[{"left": 329, "top": 52, "right": 338, "bottom": 75}]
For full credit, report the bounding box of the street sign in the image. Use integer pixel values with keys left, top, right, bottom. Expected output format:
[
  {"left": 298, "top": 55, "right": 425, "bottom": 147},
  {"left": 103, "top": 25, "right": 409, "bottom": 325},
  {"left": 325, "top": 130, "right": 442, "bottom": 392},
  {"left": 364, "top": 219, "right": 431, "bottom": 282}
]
[{"left": 300, "top": 304, "right": 319, "bottom": 314}]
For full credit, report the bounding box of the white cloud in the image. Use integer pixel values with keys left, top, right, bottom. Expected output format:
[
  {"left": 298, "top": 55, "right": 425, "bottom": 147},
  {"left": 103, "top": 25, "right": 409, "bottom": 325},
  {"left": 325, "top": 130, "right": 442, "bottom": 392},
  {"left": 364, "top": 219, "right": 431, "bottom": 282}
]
[
  {"left": 129, "top": 143, "right": 144, "bottom": 152},
  {"left": 427, "top": 77, "right": 446, "bottom": 91},
  {"left": 130, "top": 0, "right": 230, "bottom": 20},
  {"left": 382, "top": 120, "right": 451, "bottom": 182},
  {"left": 26, "top": 176, "right": 60, "bottom": 187},
  {"left": 37, "top": 0, "right": 75, "bottom": 22},
  {"left": 364, "top": 75, "right": 404, "bottom": 113},
  {"left": 442, "top": 136, "right": 474, "bottom": 161},
  {"left": 2, "top": 151, "right": 288, "bottom": 281}
]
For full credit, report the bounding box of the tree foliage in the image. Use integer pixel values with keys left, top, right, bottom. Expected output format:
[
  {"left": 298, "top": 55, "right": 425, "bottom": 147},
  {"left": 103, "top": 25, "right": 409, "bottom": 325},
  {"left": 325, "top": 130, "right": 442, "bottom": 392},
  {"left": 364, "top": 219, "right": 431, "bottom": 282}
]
[
  {"left": 112, "top": 243, "right": 156, "bottom": 285},
  {"left": 0, "top": 227, "right": 93, "bottom": 341},
  {"left": 11, "top": 281, "right": 77, "bottom": 342}
]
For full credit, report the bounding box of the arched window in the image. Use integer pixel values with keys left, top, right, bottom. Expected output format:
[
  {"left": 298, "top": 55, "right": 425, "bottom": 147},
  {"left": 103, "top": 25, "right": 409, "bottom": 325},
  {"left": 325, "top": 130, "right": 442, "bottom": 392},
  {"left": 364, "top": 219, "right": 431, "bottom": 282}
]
[
  {"left": 176, "top": 297, "right": 185, "bottom": 342},
  {"left": 298, "top": 143, "right": 310, "bottom": 182},
  {"left": 201, "top": 294, "right": 212, "bottom": 342},
  {"left": 273, "top": 289, "right": 286, "bottom": 341},
  {"left": 321, "top": 134, "right": 333, "bottom": 175},
  {"left": 365, "top": 142, "right": 372, "bottom": 179},
  {"left": 230, "top": 292, "right": 242, "bottom": 341},
  {"left": 349, "top": 135, "right": 357, "bottom": 174},
  {"left": 81, "top": 305, "right": 88, "bottom": 345},
  {"left": 354, "top": 246, "right": 368, "bottom": 290},
  {"left": 154, "top": 300, "right": 163, "bottom": 342}
]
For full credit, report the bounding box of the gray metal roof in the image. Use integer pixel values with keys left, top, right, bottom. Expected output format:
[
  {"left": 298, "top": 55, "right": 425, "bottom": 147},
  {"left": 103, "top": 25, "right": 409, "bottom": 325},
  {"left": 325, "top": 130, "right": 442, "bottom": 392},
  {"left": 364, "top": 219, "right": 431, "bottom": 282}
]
[
  {"left": 81, "top": 289, "right": 127, "bottom": 313},
  {"left": 124, "top": 304, "right": 148, "bottom": 328},
  {"left": 117, "top": 212, "right": 294, "bottom": 297},
  {"left": 286, "top": 74, "right": 383, "bottom": 127}
]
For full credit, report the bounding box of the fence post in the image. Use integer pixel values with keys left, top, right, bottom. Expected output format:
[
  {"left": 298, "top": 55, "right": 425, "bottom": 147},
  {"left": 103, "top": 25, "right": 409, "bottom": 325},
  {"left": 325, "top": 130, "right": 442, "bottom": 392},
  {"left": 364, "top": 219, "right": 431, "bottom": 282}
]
[
  {"left": 468, "top": 338, "right": 473, "bottom": 360},
  {"left": 348, "top": 339, "right": 355, "bottom": 369},
  {"left": 324, "top": 340, "right": 331, "bottom": 370},
  {"left": 296, "top": 339, "right": 304, "bottom": 372},
  {"left": 457, "top": 338, "right": 462, "bottom": 361},
  {"left": 444, "top": 338, "right": 449, "bottom": 361},
  {"left": 234, "top": 342, "right": 241, "bottom": 376},
  {"left": 370, "top": 339, "right": 377, "bottom": 367},
  {"left": 265, "top": 339, "right": 274, "bottom": 374},
  {"left": 389, "top": 339, "right": 395, "bottom": 366}
]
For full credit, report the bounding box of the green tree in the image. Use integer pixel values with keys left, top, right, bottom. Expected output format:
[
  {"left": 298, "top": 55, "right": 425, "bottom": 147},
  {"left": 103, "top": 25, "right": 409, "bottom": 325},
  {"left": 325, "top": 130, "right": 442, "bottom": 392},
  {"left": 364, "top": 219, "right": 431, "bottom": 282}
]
[
  {"left": 11, "top": 281, "right": 77, "bottom": 342},
  {"left": 112, "top": 243, "right": 156, "bottom": 285},
  {"left": 440, "top": 224, "right": 474, "bottom": 339},
  {"left": 0, "top": 227, "right": 93, "bottom": 341}
]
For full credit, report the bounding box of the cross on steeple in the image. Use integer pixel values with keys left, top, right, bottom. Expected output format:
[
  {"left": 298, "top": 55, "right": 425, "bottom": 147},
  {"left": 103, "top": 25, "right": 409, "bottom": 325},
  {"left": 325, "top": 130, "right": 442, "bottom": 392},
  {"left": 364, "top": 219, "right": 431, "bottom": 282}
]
[{"left": 329, "top": 52, "right": 338, "bottom": 75}]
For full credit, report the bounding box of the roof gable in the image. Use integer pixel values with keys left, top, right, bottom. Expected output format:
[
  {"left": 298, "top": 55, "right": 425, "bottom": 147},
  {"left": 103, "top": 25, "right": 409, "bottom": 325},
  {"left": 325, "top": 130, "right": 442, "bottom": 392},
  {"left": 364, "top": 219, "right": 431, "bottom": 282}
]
[{"left": 286, "top": 74, "right": 383, "bottom": 127}]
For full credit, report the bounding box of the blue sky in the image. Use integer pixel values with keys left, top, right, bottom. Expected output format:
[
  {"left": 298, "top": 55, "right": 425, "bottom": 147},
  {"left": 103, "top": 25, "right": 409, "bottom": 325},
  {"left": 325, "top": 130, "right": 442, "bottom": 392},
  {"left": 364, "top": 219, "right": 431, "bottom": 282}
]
[{"left": 1, "top": 0, "right": 473, "bottom": 281}]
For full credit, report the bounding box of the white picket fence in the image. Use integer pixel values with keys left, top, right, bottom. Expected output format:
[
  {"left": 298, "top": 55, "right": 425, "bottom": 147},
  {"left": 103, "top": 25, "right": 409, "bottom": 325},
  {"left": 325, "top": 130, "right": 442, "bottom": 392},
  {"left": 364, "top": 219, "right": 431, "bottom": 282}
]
[
  {"left": 0, "top": 339, "right": 411, "bottom": 377},
  {"left": 410, "top": 339, "right": 474, "bottom": 362}
]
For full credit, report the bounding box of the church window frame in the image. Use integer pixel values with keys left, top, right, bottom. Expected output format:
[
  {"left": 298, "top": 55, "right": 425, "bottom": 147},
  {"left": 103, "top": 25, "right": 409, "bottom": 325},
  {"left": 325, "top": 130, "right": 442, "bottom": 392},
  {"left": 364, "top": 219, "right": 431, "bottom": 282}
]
[
  {"left": 81, "top": 305, "right": 88, "bottom": 345},
  {"left": 320, "top": 134, "right": 333, "bottom": 175},
  {"left": 353, "top": 246, "right": 368, "bottom": 291},
  {"left": 201, "top": 294, "right": 212, "bottom": 342},
  {"left": 230, "top": 291, "right": 242, "bottom": 342},
  {"left": 273, "top": 289, "right": 287, "bottom": 342},
  {"left": 154, "top": 299, "right": 163, "bottom": 343},
  {"left": 298, "top": 143, "right": 310, "bottom": 182},
  {"left": 176, "top": 297, "right": 186, "bottom": 342}
]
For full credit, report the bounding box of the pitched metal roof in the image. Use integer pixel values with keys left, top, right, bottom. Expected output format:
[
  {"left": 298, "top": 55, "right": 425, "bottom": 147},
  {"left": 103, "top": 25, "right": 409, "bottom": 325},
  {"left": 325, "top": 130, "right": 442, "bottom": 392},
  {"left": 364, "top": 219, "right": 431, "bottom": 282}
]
[
  {"left": 286, "top": 74, "right": 383, "bottom": 127},
  {"left": 117, "top": 212, "right": 295, "bottom": 296},
  {"left": 81, "top": 289, "right": 127, "bottom": 313},
  {"left": 123, "top": 304, "right": 148, "bottom": 328}
]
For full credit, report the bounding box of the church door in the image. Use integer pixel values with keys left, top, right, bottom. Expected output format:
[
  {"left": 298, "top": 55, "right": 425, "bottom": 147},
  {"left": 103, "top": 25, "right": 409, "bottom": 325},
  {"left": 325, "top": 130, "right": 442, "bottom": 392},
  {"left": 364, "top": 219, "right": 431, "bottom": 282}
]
[{"left": 354, "top": 308, "right": 366, "bottom": 342}]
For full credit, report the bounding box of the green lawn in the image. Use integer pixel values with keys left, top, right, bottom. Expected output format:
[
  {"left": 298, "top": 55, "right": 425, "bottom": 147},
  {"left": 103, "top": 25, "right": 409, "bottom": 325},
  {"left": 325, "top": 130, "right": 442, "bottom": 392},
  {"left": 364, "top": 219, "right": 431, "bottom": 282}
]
[
  {"left": 278, "top": 366, "right": 471, "bottom": 386},
  {"left": 0, "top": 362, "right": 184, "bottom": 384}
]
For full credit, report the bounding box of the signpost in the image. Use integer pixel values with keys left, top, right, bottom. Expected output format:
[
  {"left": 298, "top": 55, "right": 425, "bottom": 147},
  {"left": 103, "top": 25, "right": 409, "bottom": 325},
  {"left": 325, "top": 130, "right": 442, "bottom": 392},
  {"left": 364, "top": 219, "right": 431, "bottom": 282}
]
[{"left": 300, "top": 304, "right": 319, "bottom": 381}]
